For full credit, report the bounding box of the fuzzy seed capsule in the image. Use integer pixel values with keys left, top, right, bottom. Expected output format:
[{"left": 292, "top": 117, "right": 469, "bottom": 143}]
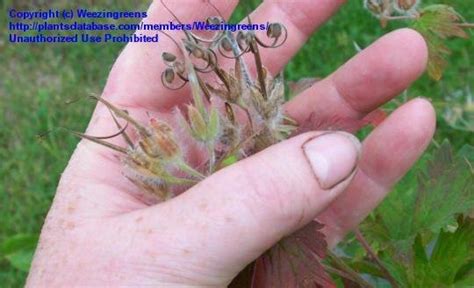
[
  {"left": 364, "top": 0, "right": 390, "bottom": 17},
  {"left": 187, "top": 105, "right": 208, "bottom": 142},
  {"left": 148, "top": 118, "right": 180, "bottom": 160},
  {"left": 393, "top": 0, "right": 420, "bottom": 13}
]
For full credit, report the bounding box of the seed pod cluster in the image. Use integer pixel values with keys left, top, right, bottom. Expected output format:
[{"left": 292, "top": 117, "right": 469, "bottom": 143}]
[
  {"left": 80, "top": 14, "right": 295, "bottom": 202},
  {"left": 364, "top": 0, "right": 421, "bottom": 18}
]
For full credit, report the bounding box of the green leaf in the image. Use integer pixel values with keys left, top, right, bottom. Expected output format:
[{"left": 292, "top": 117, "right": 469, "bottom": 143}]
[
  {"left": 409, "top": 234, "right": 437, "bottom": 287},
  {"left": 0, "top": 234, "right": 39, "bottom": 255},
  {"left": 221, "top": 155, "right": 238, "bottom": 167},
  {"left": 358, "top": 142, "right": 474, "bottom": 285},
  {"left": 430, "top": 217, "right": 474, "bottom": 285},
  {"left": 459, "top": 144, "right": 474, "bottom": 166},
  {"left": 412, "top": 5, "right": 470, "bottom": 80},
  {"left": 365, "top": 141, "right": 474, "bottom": 246},
  {"left": 5, "top": 250, "right": 35, "bottom": 272},
  {"left": 1, "top": 234, "right": 39, "bottom": 272},
  {"left": 408, "top": 217, "right": 474, "bottom": 286},
  {"left": 414, "top": 141, "right": 474, "bottom": 233}
]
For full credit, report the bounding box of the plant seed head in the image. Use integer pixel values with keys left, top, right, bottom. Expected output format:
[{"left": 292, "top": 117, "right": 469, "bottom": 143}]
[
  {"left": 393, "top": 0, "right": 420, "bottom": 14},
  {"left": 140, "top": 118, "right": 181, "bottom": 160},
  {"left": 187, "top": 105, "right": 208, "bottom": 142},
  {"left": 174, "top": 61, "right": 185, "bottom": 74},
  {"left": 364, "top": 0, "right": 391, "bottom": 17},
  {"left": 162, "top": 52, "right": 177, "bottom": 62},
  {"left": 267, "top": 23, "right": 282, "bottom": 39},
  {"left": 220, "top": 37, "right": 233, "bottom": 52},
  {"left": 164, "top": 68, "right": 175, "bottom": 84},
  {"left": 206, "top": 16, "right": 222, "bottom": 25}
]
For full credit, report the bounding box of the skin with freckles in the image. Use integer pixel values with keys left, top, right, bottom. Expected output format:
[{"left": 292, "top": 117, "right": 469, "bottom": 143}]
[{"left": 27, "top": 1, "right": 436, "bottom": 287}]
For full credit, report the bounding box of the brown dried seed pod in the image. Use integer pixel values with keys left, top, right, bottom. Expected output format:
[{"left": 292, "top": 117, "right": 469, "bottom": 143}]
[
  {"left": 236, "top": 31, "right": 247, "bottom": 50},
  {"left": 148, "top": 118, "right": 181, "bottom": 160},
  {"left": 224, "top": 102, "right": 236, "bottom": 124},
  {"left": 393, "top": 0, "right": 420, "bottom": 13},
  {"left": 220, "top": 37, "right": 233, "bottom": 52},
  {"left": 174, "top": 61, "right": 185, "bottom": 74},
  {"left": 206, "top": 16, "right": 222, "bottom": 25},
  {"left": 162, "top": 52, "right": 176, "bottom": 62},
  {"left": 364, "top": 0, "right": 391, "bottom": 17},
  {"left": 192, "top": 47, "right": 205, "bottom": 59},
  {"left": 267, "top": 23, "right": 282, "bottom": 39},
  {"left": 164, "top": 68, "right": 175, "bottom": 84}
]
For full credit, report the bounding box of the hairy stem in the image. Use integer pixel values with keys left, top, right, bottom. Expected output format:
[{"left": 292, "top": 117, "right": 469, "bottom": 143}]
[
  {"left": 177, "top": 161, "right": 206, "bottom": 180},
  {"left": 207, "top": 142, "right": 216, "bottom": 175},
  {"left": 457, "top": 23, "right": 474, "bottom": 28},
  {"left": 327, "top": 250, "right": 373, "bottom": 288},
  {"left": 355, "top": 229, "right": 400, "bottom": 288}
]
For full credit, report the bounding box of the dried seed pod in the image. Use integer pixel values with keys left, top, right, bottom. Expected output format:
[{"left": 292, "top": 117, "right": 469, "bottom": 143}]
[
  {"left": 220, "top": 37, "right": 233, "bottom": 52},
  {"left": 206, "top": 16, "right": 222, "bottom": 25},
  {"left": 236, "top": 31, "right": 248, "bottom": 50},
  {"left": 162, "top": 52, "right": 176, "bottom": 62},
  {"left": 393, "top": 0, "right": 420, "bottom": 14},
  {"left": 187, "top": 105, "right": 208, "bottom": 142},
  {"left": 174, "top": 61, "right": 185, "bottom": 75},
  {"left": 267, "top": 23, "right": 282, "bottom": 39},
  {"left": 163, "top": 68, "right": 175, "bottom": 84},
  {"left": 364, "top": 0, "right": 391, "bottom": 18},
  {"left": 192, "top": 47, "right": 205, "bottom": 59},
  {"left": 148, "top": 118, "right": 181, "bottom": 160},
  {"left": 225, "top": 102, "right": 236, "bottom": 124}
]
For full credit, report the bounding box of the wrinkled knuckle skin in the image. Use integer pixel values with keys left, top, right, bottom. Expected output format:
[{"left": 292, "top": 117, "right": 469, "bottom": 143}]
[{"left": 236, "top": 158, "right": 309, "bottom": 229}]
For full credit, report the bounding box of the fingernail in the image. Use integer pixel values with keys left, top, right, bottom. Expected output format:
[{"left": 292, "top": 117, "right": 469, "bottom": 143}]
[{"left": 303, "top": 132, "right": 361, "bottom": 189}]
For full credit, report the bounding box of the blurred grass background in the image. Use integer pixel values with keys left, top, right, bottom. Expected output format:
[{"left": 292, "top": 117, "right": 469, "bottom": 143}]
[{"left": 0, "top": 0, "right": 472, "bottom": 286}]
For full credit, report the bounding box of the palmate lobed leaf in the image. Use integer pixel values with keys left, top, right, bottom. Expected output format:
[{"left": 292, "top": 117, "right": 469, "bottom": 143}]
[
  {"left": 414, "top": 141, "right": 474, "bottom": 233},
  {"left": 411, "top": 4, "right": 470, "bottom": 80},
  {"left": 358, "top": 141, "right": 474, "bottom": 286},
  {"left": 362, "top": 141, "right": 474, "bottom": 251},
  {"left": 252, "top": 221, "right": 335, "bottom": 288},
  {"left": 0, "top": 233, "right": 39, "bottom": 272},
  {"left": 429, "top": 216, "right": 474, "bottom": 285},
  {"left": 409, "top": 217, "right": 474, "bottom": 286}
]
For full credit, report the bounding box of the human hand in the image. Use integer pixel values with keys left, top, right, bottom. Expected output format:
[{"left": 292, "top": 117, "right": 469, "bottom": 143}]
[{"left": 27, "top": 1, "right": 435, "bottom": 287}]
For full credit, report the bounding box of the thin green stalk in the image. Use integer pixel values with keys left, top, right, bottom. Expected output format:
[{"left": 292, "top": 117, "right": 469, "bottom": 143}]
[
  {"left": 355, "top": 229, "right": 400, "bottom": 288},
  {"left": 177, "top": 161, "right": 205, "bottom": 180},
  {"left": 207, "top": 142, "right": 216, "bottom": 175},
  {"left": 327, "top": 250, "right": 373, "bottom": 288}
]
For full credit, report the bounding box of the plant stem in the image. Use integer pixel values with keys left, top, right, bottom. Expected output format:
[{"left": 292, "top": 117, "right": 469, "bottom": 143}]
[
  {"left": 385, "top": 15, "right": 417, "bottom": 21},
  {"left": 327, "top": 250, "right": 373, "bottom": 288},
  {"left": 355, "top": 229, "right": 400, "bottom": 288},
  {"left": 207, "top": 142, "right": 216, "bottom": 175},
  {"left": 177, "top": 161, "right": 205, "bottom": 180},
  {"left": 457, "top": 23, "right": 474, "bottom": 28}
]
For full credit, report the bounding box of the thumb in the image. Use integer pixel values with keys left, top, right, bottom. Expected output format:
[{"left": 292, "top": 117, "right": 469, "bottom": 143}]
[{"left": 140, "top": 131, "right": 360, "bottom": 283}]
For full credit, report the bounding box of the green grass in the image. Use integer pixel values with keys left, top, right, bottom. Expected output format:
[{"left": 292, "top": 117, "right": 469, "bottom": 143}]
[{"left": 1, "top": 0, "right": 472, "bottom": 286}]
